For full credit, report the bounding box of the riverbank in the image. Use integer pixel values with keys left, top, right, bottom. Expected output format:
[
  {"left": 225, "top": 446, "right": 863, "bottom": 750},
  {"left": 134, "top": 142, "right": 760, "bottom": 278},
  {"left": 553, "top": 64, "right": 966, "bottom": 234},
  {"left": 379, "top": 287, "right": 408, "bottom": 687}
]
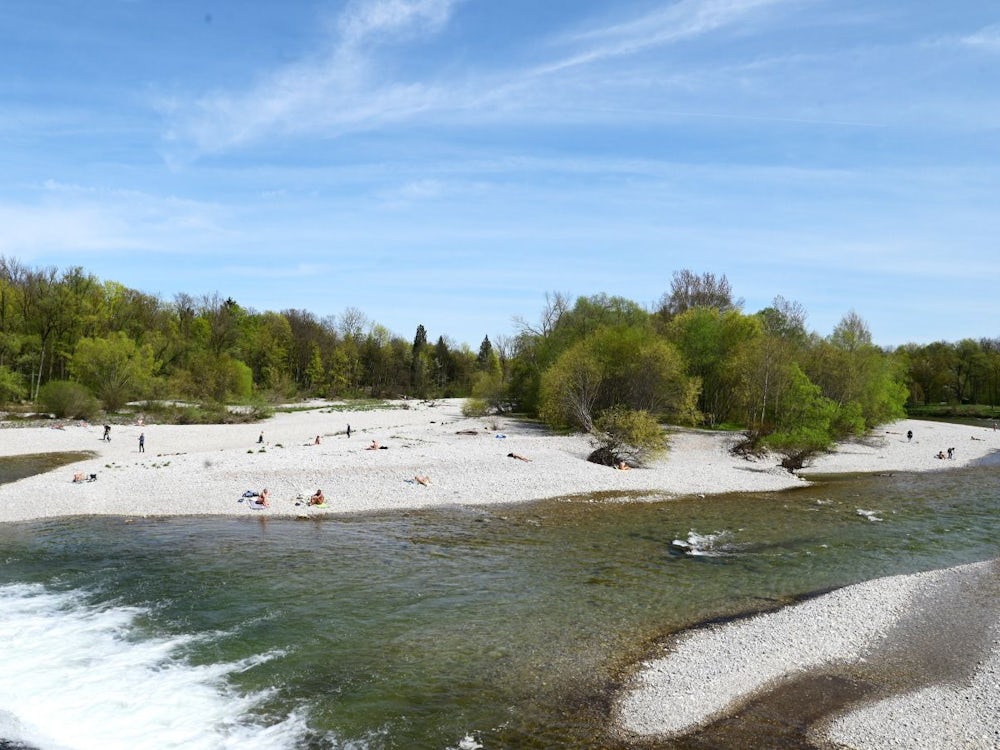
[
  {"left": 616, "top": 559, "right": 1000, "bottom": 749},
  {"left": 0, "top": 399, "right": 996, "bottom": 524}
]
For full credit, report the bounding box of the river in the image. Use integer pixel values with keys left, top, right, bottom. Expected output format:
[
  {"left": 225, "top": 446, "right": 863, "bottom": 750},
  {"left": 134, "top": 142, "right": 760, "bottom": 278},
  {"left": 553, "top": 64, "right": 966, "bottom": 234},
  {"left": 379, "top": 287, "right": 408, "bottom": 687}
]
[{"left": 0, "top": 457, "right": 998, "bottom": 749}]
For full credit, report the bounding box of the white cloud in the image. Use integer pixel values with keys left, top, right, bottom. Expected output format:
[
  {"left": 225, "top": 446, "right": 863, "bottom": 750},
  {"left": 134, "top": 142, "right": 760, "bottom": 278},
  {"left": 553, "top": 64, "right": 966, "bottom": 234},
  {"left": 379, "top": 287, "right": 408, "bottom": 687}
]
[
  {"left": 166, "top": 0, "right": 462, "bottom": 153},
  {"left": 544, "top": 0, "right": 790, "bottom": 74},
  {"left": 959, "top": 23, "right": 1000, "bottom": 52},
  {"left": 163, "top": 0, "right": 798, "bottom": 155},
  {"left": 338, "top": 0, "right": 460, "bottom": 47}
]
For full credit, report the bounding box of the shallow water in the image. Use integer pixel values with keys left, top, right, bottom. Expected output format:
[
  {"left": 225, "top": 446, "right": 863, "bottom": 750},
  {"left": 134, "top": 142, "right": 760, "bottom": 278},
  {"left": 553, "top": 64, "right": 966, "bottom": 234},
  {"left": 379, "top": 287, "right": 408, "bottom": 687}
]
[{"left": 0, "top": 461, "right": 998, "bottom": 749}]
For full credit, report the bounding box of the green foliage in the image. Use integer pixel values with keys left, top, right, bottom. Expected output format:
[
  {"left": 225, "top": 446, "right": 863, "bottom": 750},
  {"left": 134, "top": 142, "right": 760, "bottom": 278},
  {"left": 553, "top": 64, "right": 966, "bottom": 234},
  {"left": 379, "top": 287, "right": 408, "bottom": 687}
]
[
  {"left": 70, "top": 331, "right": 156, "bottom": 411},
  {"left": 461, "top": 398, "right": 489, "bottom": 417},
  {"left": 590, "top": 406, "right": 666, "bottom": 465},
  {"left": 37, "top": 380, "right": 99, "bottom": 420},
  {"left": 0, "top": 258, "right": 971, "bottom": 448},
  {"left": 802, "top": 312, "right": 908, "bottom": 432},
  {"left": 665, "top": 307, "right": 760, "bottom": 426},
  {"left": 470, "top": 370, "right": 505, "bottom": 412},
  {"left": 759, "top": 364, "right": 838, "bottom": 468},
  {"left": 538, "top": 340, "right": 603, "bottom": 431},
  {"left": 0, "top": 365, "right": 27, "bottom": 405},
  {"left": 538, "top": 326, "right": 697, "bottom": 431}
]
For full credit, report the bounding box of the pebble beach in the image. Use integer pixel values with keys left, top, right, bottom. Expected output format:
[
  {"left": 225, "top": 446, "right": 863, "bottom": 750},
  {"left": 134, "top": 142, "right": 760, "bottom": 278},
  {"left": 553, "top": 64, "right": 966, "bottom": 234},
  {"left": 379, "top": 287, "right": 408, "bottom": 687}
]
[{"left": 1, "top": 399, "right": 998, "bottom": 748}]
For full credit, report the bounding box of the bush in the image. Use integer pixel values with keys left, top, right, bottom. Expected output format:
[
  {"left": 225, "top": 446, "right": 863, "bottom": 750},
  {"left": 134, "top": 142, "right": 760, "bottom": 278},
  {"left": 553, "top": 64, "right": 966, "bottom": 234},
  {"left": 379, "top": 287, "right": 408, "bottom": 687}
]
[
  {"left": 462, "top": 398, "right": 489, "bottom": 417},
  {"left": 588, "top": 406, "right": 666, "bottom": 466},
  {"left": 37, "top": 380, "right": 100, "bottom": 420}
]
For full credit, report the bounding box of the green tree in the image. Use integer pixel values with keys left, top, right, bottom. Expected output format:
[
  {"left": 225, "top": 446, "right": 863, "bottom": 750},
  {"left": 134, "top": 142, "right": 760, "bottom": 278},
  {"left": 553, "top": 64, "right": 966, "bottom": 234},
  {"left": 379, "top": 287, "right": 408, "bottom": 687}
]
[
  {"left": 476, "top": 335, "right": 494, "bottom": 371},
  {"left": 70, "top": 332, "right": 156, "bottom": 411},
  {"left": 665, "top": 307, "right": 757, "bottom": 426},
  {"left": 804, "top": 312, "right": 907, "bottom": 433},
  {"left": 538, "top": 341, "right": 603, "bottom": 431},
  {"left": 761, "top": 363, "right": 839, "bottom": 470},
  {"left": 538, "top": 326, "right": 697, "bottom": 431},
  {"left": 0, "top": 365, "right": 26, "bottom": 405},
  {"left": 239, "top": 311, "right": 293, "bottom": 392}
]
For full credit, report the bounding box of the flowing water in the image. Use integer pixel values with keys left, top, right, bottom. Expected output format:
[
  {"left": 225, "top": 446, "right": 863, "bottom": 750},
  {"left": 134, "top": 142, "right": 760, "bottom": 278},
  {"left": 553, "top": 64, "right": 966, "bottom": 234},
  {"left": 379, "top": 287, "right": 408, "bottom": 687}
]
[{"left": 0, "top": 456, "right": 998, "bottom": 749}]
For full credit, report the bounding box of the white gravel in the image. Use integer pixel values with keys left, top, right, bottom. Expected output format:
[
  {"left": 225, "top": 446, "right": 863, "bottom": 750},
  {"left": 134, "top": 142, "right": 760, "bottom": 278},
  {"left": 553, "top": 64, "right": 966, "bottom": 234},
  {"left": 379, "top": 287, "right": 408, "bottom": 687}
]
[{"left": 1, "top": 405, "right": 994, "bottom": 525}]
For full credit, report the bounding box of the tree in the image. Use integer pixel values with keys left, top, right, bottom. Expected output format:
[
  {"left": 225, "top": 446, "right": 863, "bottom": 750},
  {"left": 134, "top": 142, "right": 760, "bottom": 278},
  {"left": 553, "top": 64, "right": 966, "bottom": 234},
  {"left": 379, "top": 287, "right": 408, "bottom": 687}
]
[
  {"left": 657, "top": 269, "right": 743, "bottom": 321},
  {"left": 760, "top": 364, "right": 839, "bottom": 470},
  {"left": 665, "top": 307, "right": 757, "bottom": 426},
  {"left": 803, "top": 312, "right": 907, "bottom": 433},
  {"left": 476, "top": 335, "right": 493, "bottom": 370},
  {"left": 238, "top": 311, "right": 293, "bottom": 393},
  {"left": 538, "top": 341, "right": 603, "bottom": 431},
  {"left": 0, "top": 365, "right": 26, "bottom": 405},
  {"left": 201, "top": 294, "right": 244, "bottom": 356},
  {"left": 538, "top": 326, "right": 697, "bottom": 431},
  {"left": 69, "top": 332, "right": 156, "bottom": 411}
]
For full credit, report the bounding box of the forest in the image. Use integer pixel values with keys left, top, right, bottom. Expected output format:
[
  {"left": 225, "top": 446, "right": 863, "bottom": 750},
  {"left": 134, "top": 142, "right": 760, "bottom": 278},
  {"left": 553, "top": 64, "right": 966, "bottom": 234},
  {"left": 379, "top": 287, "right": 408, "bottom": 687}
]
[{"left": 0, "top": 258, "right": 997, "bottom": 464}]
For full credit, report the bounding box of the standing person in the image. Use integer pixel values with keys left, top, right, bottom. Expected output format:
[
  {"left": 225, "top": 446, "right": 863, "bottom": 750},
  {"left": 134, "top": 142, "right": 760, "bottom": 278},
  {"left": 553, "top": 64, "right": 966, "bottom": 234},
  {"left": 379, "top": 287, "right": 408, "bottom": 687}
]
[
  {"left": 257, "top": 431, "right": 264, "bottom": 444},
  {"left": 906, "top": 430, "right": 913, "bottom": 442},
  {"left": 138, "top": 432, "right": 145, "bottom": 453},
  {"left": 102, "top": 424, "right": 111, "bottom": 441},
  {"left": 346, "top": 424, "right": 352, "bottom": 438}
]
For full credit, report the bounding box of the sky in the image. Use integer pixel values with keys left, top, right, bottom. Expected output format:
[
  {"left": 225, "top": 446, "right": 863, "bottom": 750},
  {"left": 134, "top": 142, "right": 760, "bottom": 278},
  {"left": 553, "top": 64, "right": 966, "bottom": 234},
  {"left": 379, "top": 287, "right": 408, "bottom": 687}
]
[{"left": 1, "top": 0, "right": 998, "bottom": 349}]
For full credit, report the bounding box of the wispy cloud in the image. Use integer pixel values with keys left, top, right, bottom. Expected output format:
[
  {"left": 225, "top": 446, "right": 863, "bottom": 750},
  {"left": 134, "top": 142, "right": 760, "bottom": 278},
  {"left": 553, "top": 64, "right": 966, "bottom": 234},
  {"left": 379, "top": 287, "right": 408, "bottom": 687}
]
[
  {"left": 338, "top": 0, "right": 459, "bottom": 47},
  {"left": 540, "top": 0, "right": 790, "bottom": 74},
  {"left": 163, "top": 0, "right": 796, "bottom": 156},
  {"left": 164, "top": 0, "right": 462, "bottom": 153},
  {"left": 959, "top": 23, "right": 1000, "bottom": 52},
  {"left": 0, "top": 182, "right": 231, "bottom": 257}
]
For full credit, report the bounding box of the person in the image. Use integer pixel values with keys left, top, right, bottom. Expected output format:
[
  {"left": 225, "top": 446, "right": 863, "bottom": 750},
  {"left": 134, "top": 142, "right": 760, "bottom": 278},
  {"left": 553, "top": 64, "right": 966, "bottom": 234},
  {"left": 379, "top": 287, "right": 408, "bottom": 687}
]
[
  {"left": 73, "top": 472, "right": 86, "bottom": 482},
  {"left": 947, "top": 447, "right": 955, "bottom": 459},
  {"left": 256, "top": 488, "right": 270, "bottom": 507},
  {"left": 906, "top": 430, "right": 913, "bottom": 442},
  {"left": 102, "top": 424, "right": 111, "bottom": 442},
  {"left": 367, "top": 440, "right": 381, "bottom": 450},
  {"left": 507, "top": 452, "right": 531, "bottom": 462},
  {"left": 309, "top": 489, "right": 325, "bottom": 505},
  {"left": 414, "top": 475, "right": 431, "bottom": 486},
  {"left": 138, "top": 432, "right": 145, "bottom": 453},
  {"left": 314, "top": 435, "right": 321, "bottom": 445},
  {"left": 936, "top": 450, "right": 946, "bottom": 459},
  {"left": 615, "top": 460, "right": 631, "bottom": 471},
  {"left": 258, "top": 431, "right": 264, "bottom": 444},
  {"left": 346, "top": 424, "right": 352, "bottom": 438}
]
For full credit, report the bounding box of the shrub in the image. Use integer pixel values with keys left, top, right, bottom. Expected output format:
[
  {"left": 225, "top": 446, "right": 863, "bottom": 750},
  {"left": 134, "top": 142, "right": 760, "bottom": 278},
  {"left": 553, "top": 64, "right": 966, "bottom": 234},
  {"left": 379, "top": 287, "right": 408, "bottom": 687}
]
[
  {"left": 37, "top": 380, "right": 100, "bottom": 420},
  {"left": 588, "top": 406, "right": 666, "bottom": 466},
  {"left": 462, "top": 398, "right": 489, "bottom": 417}
]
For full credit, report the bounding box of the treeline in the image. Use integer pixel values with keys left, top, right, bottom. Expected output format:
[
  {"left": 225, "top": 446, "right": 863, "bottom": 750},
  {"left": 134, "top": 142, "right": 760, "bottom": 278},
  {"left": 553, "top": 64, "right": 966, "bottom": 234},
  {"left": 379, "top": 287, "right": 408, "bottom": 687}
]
[
  {"left": 0, "top": 259, "right": 996, "bottom": 458},
  {"left": 0, "top": 257, "right": 494, "bottom": 413}
]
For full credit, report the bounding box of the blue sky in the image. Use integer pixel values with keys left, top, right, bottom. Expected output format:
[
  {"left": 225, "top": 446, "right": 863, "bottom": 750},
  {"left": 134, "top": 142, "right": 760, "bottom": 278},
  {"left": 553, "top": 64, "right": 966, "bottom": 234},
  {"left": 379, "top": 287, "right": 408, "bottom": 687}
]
[{"left": 1, "top": 1, "right": 997, "bottom": 349}]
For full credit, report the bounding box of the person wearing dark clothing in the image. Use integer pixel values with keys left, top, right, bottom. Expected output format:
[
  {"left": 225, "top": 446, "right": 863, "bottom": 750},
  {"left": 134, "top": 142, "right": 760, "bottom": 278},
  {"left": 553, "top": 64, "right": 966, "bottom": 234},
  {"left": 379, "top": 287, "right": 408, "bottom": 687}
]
[
  {"left": 138, "top": 432, "right": 145, "bottom": 453},
  {"left": 103, "top": 425, "right": 111, "bottom": 441}
]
